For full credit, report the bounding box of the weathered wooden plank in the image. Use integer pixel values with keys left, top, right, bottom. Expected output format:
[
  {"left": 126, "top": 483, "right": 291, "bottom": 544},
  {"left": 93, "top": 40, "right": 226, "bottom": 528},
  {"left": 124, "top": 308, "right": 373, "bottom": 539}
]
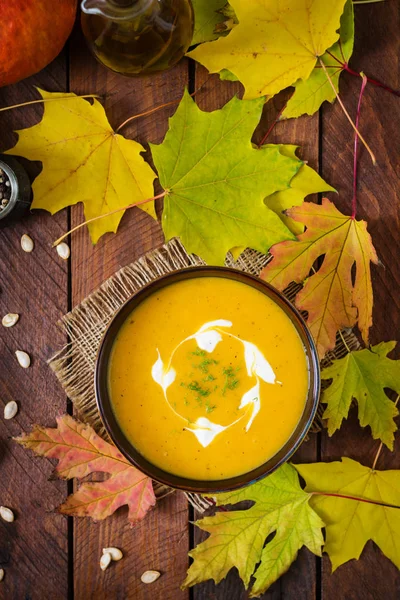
[
  {"left": 192, "top": 66, "right": 320, "bottom": 600},
  {"left": 321, "top": 2, "right": 400, "bottom": 599},
  {"left": 1, "top": 3, "right": 398, "bottom": 598},
  {"left": 0, "top": 56, "right": 69, "bottom": 598},
  {"left": 68, "top": 27, "right": 189, "bottom": 600}
]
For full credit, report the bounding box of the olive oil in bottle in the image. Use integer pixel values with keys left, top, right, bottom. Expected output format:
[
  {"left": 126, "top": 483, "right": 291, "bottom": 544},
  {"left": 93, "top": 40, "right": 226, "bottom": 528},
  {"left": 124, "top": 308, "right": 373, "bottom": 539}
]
[{"left": 81, "top": 0, "right": 194, "bottom": 76}]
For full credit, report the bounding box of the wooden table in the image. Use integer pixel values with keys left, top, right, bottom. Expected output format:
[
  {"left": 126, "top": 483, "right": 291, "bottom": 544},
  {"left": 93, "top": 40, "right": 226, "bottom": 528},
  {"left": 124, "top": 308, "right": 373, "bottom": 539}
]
[{"left": 0, "top": 3, "right": 399, "bottom": 599}]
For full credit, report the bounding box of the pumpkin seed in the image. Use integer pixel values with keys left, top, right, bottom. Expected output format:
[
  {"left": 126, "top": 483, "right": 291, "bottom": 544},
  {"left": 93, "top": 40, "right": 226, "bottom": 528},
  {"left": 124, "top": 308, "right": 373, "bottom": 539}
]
[
  {"left": 15, "top": 350, "right": 30, "bottom": 368},
  {"left": 100, "top": 552, "right": 112, "bottom": 571},
  {"left": 2, "top": 313, "right": 19, "bottom": 328},
  {"left": 4, "top": 401, "right": 18, "bottom": 420},
  {"left": 56, "top": 242, "right": 70, "bottom": 260},
  {"left": 141, "top": 570, "right": 161, "bottom": 584},
  {"left": 102, "top": 547, "right": 123, "bottom": 561},
  {"left": 21, "top": 234, "right": 34, "bottom": 252},
  {"left": 0, "top": 506, "right": 14, "bottom": 523}
]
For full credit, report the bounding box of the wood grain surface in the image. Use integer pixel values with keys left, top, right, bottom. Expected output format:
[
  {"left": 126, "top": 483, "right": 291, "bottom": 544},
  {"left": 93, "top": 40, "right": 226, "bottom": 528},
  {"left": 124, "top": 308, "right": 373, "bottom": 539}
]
[
  {"left": 320, "top": 3, "right": 400, "bottom": 600},
  {"left": 0, "top": 55, "right": 69, "bottom": 599},
  {"left": 0, "top": 2, "right": 399, "bottom": 599},
  {"left": 68, "top": 25, "right": 189, "bottom": 600}
]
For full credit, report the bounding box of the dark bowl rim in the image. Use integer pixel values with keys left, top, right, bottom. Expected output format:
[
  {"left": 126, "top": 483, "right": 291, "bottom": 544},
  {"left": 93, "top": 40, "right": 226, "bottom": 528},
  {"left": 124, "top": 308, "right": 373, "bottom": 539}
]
[{"left": 95, "top": 265, "right": 320, "bottom": 494}]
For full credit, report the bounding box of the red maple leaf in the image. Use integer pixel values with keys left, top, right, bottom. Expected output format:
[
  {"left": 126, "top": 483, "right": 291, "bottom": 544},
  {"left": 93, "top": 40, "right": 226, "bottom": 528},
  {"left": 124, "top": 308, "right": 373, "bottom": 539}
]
[{"left": 16, "top": 414, "right": 156, "bottom": 525}]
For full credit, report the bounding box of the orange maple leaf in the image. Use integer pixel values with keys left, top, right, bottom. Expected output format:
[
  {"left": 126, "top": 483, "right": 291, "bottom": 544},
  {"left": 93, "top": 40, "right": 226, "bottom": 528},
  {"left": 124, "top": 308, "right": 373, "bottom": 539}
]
[
  {"left": 15, "top": 414, "right": 155, "bottom": 525},
  {"left": 260, "top": 198, "right": 378, "bottom": 358}
]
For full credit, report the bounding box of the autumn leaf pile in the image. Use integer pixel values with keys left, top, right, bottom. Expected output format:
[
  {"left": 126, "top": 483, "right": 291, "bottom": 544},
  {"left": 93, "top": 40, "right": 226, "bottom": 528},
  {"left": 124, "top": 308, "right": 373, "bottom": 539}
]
[
  {"left": 4, "top": 0, "right": 373, "bottom": 368},
  {"left": 6, "top": 89, "right": 332, "bottom": 260},
  {"left": 8, "top": 0, "right": 400, "bottom": 596},
  {"left": 183, "top": 459, "right": 400, "bottom": 597},
  {"left": 189, "top": 0, "right": 354, "bottom": 117}
]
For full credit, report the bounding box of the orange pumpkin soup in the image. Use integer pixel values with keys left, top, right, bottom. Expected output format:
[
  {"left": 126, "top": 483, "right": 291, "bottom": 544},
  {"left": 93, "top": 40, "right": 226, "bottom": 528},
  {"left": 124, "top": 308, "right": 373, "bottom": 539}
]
[{"left": 108, "top": 277, "right": 309, "bottom": 480}]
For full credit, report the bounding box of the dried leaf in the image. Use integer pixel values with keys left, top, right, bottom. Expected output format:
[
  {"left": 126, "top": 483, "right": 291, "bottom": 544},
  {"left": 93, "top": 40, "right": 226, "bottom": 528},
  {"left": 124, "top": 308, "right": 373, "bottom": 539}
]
[
  {"left": 321, "top": 342, "right": 400, "bottom": 449},
  {"left": 5, "top": 89, "right": 157, "bottom": 244},
  {"left": 15, "top": 415, "right": 155, "bottom": 525},
  {"left": 151, "top": 91, "right": 301, "bottom": 265},
  {"left": 183, "top": 464, "right": 324, "bottom": 596},
  {"left": 188, "top": 0, "right": 347, "bottom": 99},
  {"left": 260, "top": 198, "right": 378, "bottom": 358},
  {"left": 296, "top": 458, "right": 400, "bottom": 572}
]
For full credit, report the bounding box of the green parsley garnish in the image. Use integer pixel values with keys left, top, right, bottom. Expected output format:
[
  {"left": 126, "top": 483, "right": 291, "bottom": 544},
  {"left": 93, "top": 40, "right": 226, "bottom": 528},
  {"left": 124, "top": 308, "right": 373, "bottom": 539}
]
[
  {"left": 222, "top": 365, "right": 240, "bottom": 395},
  {"left": 190, "top": 347, "right": 206, "bottom": 357},
  {"left": 203, "top": 373, "right": 216, "bottom": 382},
  {"left": 205, "top": 401, "right": 217, "bottom": 414}
]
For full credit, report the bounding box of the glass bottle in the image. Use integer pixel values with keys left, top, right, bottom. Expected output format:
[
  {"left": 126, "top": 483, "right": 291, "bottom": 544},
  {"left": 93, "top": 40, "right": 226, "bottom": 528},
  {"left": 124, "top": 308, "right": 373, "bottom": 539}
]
[{"left": 80, "top": 0, "right": 194, "bottom": 77}]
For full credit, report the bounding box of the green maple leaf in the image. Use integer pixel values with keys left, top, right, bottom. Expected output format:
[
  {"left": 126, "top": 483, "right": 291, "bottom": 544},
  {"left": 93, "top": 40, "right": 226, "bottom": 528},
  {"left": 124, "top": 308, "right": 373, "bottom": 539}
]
[
  {"left": 283, "top": 0, "right": 354, "bottom": 119},
  {"left": 151, "top": 91, "right": 300, "bottom": 265},
  {"left": 264, "top": 145, "right": 335, "bottom": 234},
  {"left": 190, "top": 0, "right": 228, "bottom": 45},
  {"left": 321, "top": 342, "right": 400, "bottom": 449},
  {"left": 296, "top": 458, "right": 400, "bottom": 572},
  {"left": 182, "top": 464, "right": 324, "bottom": 597},
  {"left": 188, "top": 0, "right": 347, "bottom": 100},
  {"left": 231, "top": 145, "right": 334, "bottom": 258},
  {"left": 219, "top": 68, "right": 239, "bottom": 82}
]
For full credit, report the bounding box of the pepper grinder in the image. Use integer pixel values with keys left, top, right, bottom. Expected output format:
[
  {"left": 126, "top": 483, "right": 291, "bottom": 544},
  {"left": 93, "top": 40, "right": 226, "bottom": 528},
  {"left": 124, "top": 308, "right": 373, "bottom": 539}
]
[{"left": 0, "top": 156, "right": 32, "bottom": 227}]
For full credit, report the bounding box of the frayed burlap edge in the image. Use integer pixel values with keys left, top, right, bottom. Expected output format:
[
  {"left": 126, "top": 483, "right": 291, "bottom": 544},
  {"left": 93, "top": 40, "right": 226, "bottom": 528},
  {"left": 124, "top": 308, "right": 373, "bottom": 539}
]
[{"left": 49, "top": 238, "right": 359, "bottom": 512}]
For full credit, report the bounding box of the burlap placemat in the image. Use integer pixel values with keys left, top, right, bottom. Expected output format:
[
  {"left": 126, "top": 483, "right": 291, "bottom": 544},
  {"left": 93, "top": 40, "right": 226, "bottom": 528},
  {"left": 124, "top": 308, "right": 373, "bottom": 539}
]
[{"left": 49, "top": 238, "right": 360, "bottom": 510}]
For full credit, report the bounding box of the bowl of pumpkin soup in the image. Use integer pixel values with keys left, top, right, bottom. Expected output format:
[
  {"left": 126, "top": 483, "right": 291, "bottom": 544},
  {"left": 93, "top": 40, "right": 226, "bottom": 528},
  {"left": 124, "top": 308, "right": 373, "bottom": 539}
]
[{"left": 95, "top": 267, "right": 320, "bottom": 493}]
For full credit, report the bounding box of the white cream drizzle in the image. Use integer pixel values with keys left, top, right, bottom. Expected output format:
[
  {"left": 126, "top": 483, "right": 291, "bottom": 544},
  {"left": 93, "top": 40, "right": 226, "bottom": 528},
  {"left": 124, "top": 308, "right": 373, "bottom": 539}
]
[
  {"left": 151, "top": 320, "right": 278, "bottom": 448},
  {"left": 151, "top": 349, "right": 176, "bottom": 393}
]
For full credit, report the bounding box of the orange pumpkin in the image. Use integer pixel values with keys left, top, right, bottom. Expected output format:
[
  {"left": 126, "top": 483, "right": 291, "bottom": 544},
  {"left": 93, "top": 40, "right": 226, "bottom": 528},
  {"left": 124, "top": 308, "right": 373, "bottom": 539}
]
[{"left": 0, "top": 0, "right": 77, "bottom": 87}]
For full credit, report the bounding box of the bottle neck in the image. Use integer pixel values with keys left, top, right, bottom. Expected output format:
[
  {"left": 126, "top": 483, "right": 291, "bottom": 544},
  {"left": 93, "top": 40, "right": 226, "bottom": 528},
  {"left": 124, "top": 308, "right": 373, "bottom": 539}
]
[
  {"left": 81, "top": 0, "right": 153, "bottom": 20},
  {"left": 109, "top": 0, "right": 138, "bottom": 7}
]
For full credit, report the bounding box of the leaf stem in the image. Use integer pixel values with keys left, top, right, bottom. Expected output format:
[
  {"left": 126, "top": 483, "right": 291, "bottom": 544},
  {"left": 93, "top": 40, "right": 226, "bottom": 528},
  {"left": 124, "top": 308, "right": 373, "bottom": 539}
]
[
  {"left": 325, "top": 47, "right": 400, "bottom": 97},
  {"left": 324, "top": 50, "right": 344, "bottom": 67},
  {"left": 318, "top": 58, "right": 376, "bottom": 166},
  {"left": 338, "top": 329, "right": 352, "bottom": 354},
  {"left": 257, "top": 97, "right": 291, "bottom": 147},
  {"left": 52, "top": 191, "right": 167, "bottom": 247},
  {"left": 343, "top": 64, "right": 400, "bottom": 97},
  {"left": 116, "top": 99, "right": 185, "bottom": 133},
  {"left": 371, "top": 394, "right": 400, "bottom": 471},
  {"left": 0, "top": 94, "right": 100, "bottom": 113},
  {"left": 352, "top": 74, "right": 368, "bottom": 219},
  {"left": 311, "top": 490, "right": 400, "bottom": 509},
  {"left": 115, "top": 76, "right": 212, "bottom": 133},
  {"left": 353, "top": 0, "right": 386, "bottom": 4}
]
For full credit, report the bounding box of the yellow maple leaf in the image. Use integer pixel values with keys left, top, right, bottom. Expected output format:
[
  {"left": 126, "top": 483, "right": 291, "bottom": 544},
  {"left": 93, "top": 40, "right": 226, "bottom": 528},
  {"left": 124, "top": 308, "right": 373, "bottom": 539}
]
[
  {"left": 188, "top": 0, "right": 347, "bottom": 99},
  {"left": 5, "top": 89, "right": 156, "bottom": 243},
  {"left": 295, "top": 458, "right": 400, "bottom": 572}
]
